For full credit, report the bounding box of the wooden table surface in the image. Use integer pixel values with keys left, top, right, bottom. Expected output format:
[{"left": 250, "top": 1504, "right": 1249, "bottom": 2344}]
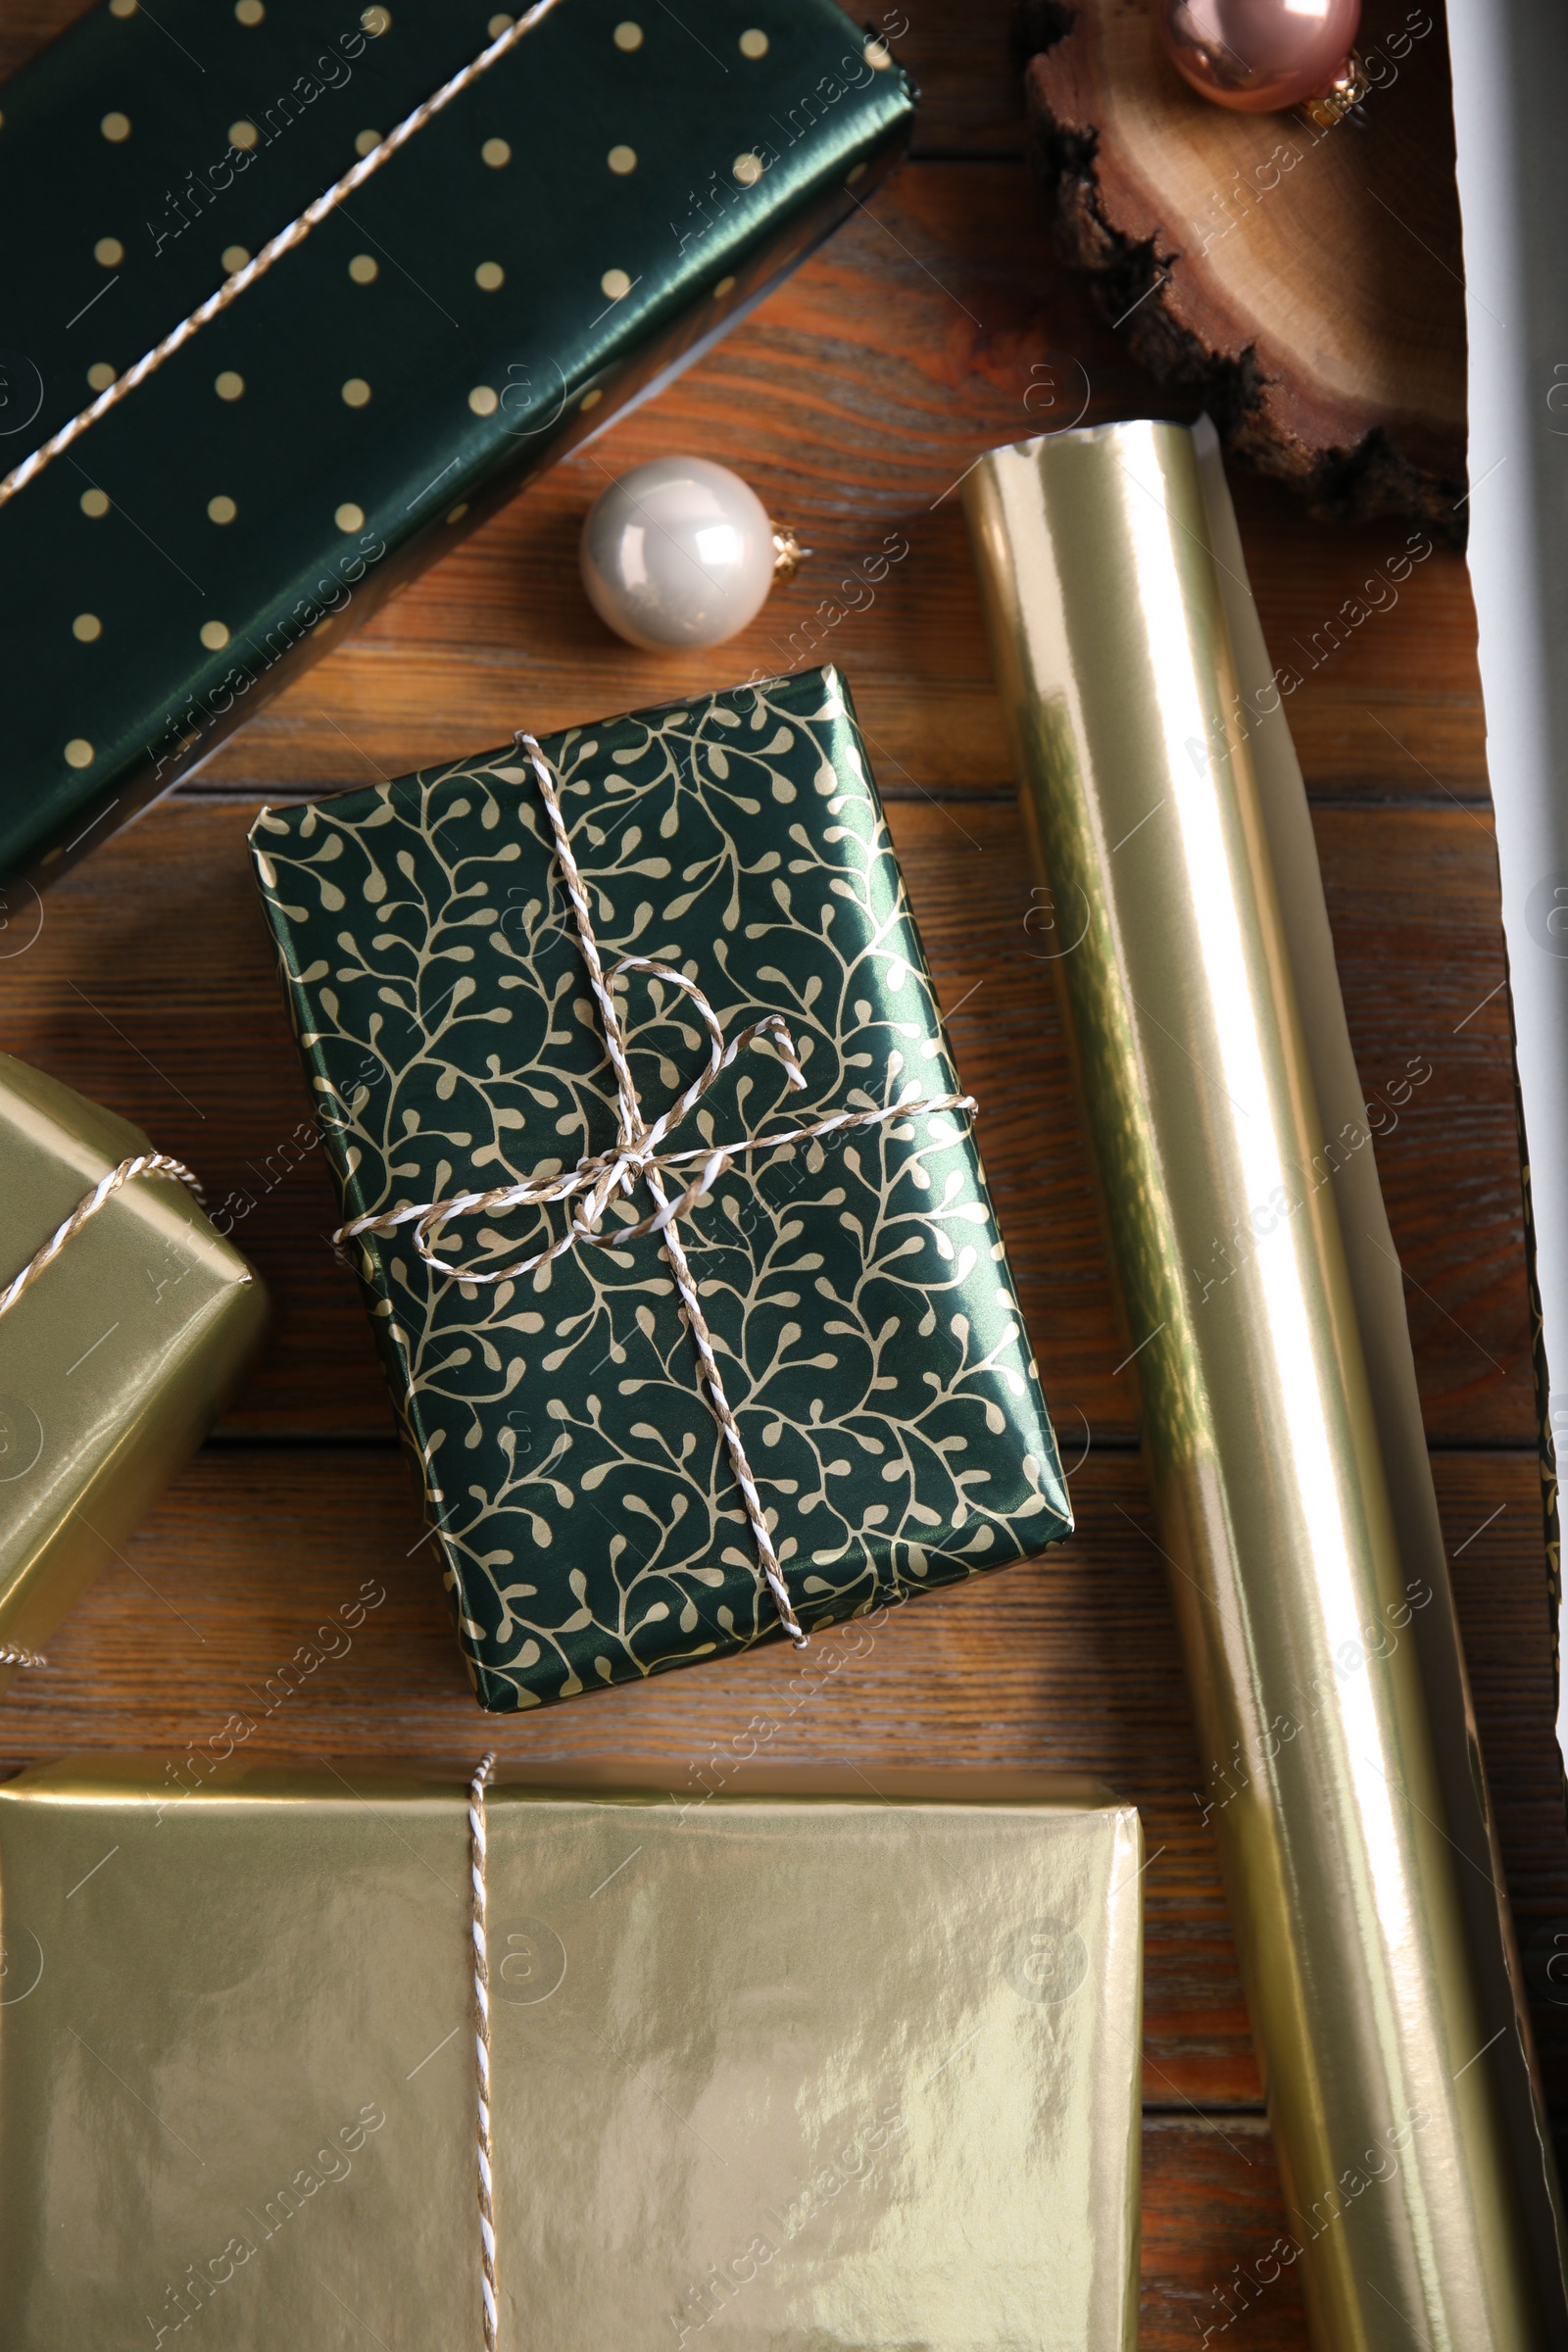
[{"left": 4, "top": 4, "right": 1563, "bottom": 2343}]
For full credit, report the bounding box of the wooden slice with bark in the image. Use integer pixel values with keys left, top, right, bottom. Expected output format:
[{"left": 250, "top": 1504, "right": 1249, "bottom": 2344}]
[{"left": 1019, "top": 0, "right": 1468, "bottom": 535}]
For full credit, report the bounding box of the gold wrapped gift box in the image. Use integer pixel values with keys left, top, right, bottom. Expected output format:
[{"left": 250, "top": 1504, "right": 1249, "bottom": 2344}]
[
  {"left": 0, "top": 1760, "right": 1142, "bottom": 2349},
  {"left": 0, "top": 1055, "right": 268, "bottom": 1692}
]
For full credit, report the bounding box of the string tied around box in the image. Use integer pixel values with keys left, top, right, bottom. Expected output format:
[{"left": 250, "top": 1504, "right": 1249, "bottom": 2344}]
[
  {"left": 469, "top": 1751, "right": 500, "bottom": 2352},
  {"left": 0, "top": 1151, "right": 205, "bottom": 1320},
  {"left": 334, "top": 733, "right": 978, "bottom": 1648},
  {"left": 0, "top": 1149, "right": 207, "bottom": 1672}
]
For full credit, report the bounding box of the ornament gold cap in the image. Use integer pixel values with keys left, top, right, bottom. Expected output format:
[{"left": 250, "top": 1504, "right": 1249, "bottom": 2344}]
[
  {"left": 770, "top": 524, "right": 807, "bottom": 581},
  {"left": 1297, "top": 48, "right": 1369, "bottom": 128}
]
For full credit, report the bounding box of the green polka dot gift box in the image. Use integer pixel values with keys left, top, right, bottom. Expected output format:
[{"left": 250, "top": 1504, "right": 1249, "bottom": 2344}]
[
  {"left": 0, "top": 0, "right": 912, "bottom": 887},
  {"left": 251, "top": 665, "right": 1072, "bottom": 1708}
]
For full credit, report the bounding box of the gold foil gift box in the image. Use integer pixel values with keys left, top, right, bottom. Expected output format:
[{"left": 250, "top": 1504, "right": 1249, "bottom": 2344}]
[
  {"left": 0, "top": 1054, "right": 268, "bottom": 1693},
  {"left": 964, "top": 419, "right": 1568, "bottom": 2350},
  {"left": 0, "top": 1759, "right": 1142, "bottom": 2349}
]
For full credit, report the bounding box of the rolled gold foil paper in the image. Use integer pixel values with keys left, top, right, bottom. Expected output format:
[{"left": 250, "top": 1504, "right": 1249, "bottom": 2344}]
[
  {"left": 0, "top": 1759, "right": 1142, "bottom": 2349},
  {"left": 0, "top": 1055, "right": 268, "bottom": 1692},
  {"left": 964, "top": 418, "right": 1568, "bottom": 2352}
]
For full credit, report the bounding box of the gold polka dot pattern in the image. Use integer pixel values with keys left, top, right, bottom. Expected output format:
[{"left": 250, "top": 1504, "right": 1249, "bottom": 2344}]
[{"left": 0, "top": 0, "right": 915, "bottom": 884}]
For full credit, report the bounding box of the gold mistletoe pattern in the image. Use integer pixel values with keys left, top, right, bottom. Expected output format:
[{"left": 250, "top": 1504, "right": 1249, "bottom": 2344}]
[{"left": 252, "top": 665, "right": 1069, "bottom": 1709}]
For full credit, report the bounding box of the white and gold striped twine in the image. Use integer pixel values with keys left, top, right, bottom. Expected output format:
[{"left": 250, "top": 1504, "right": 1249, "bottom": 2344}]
[
  {"left": 469, "top": 1752, "right": 500, "bottom": 2352},
  {"left": 0, "top": 0, "right": 570, "bottom": 514},
  {"left": 334, "top": 734, "right": 978, "bottom": 1647},
  {"left": 0, "top": 1151, "right": 204, "bottom": 1320}
]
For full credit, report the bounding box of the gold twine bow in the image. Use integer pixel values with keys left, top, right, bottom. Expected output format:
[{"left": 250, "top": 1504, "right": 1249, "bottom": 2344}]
[{"left": 334, "top": 733, "right": 977, "bottom": 1647}]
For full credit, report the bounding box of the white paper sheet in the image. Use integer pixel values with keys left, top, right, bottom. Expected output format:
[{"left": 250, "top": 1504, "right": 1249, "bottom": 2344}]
[{"left": 1449, "top": 0, "right": 1568, "bottom": 1769}]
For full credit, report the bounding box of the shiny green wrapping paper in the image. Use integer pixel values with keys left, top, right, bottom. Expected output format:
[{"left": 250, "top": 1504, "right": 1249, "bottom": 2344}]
[
  {"left": 250, "top": 666, "right": 1070, "bottom": 1709},
  {"left": 0, "top": 1759, "right": 1142, "bottom": 2350},
  {"left": 0, "top": 1055, "right": 268, "bottom": 1696},
  {"left": 964, "top": 419, "right": 1568, "bottom": 2351},
  {"left": 0, "top": 0, "right": 913, "bottom": 885}
]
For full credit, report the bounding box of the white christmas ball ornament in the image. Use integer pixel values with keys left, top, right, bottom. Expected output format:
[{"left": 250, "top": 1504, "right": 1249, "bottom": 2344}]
[{"left": 579, "top": 456, "right": 786, "bottom": 650}]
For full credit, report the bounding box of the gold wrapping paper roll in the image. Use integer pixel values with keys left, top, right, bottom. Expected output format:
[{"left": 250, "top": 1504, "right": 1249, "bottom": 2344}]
[{"left": 965, "top": 418, "right": 1566, "bottom": 2352}]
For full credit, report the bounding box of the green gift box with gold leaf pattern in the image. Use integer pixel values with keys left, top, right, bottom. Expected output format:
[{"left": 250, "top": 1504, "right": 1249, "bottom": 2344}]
[
  {"left": 0, "top": 0, "right": 912, "bottom": 884},
  {"left": 251, "top": 665, "right": 1070, "bottom": 1708}
]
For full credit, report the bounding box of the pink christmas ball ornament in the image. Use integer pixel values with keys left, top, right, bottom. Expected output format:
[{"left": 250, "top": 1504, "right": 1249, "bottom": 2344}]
[{"left": 1162, "top": 0, "right": 1362, "bottom": 113}]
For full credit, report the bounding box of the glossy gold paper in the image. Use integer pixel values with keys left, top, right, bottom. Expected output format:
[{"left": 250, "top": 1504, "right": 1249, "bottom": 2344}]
[
  {"left": 0, "top": 1056, "right": 268, "bottom": 1690},
  {"left": 0, "top": 1759, "right": 1141, "bottom": 2350},
  {"left": 965, "top": 419, "right": 1568, "bottom": 2352}
]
